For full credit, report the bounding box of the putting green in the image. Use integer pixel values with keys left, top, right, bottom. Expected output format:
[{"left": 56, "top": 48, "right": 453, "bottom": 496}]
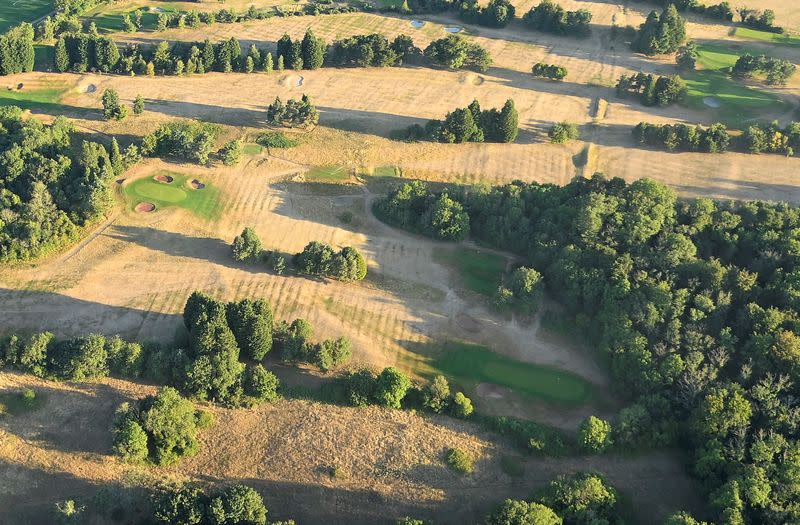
[
  {"left": 124, "top": 171, "right": 220, "bottom": 219},
  {"left": 434, "top": 341, "right": 592, "bottom": 405}
]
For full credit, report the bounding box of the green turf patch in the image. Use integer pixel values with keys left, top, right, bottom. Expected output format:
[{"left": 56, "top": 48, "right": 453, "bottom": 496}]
[
  {"left": 434, "top": 341, "right": 592, "bottom": 405},
  {"left": 84, "top": 5, "right": 177, "bottom": 34},
  {"left": 734, "top": 27, "right": 800, "bottom": 47},
  {"left": 433, "top": 341, "right": 591, "bottom": 405},
  {"left": 256, "top": 131, "right": 298, "bottom": 149},
  {"left": 0, "top": 80, "right": 69, "bottom": 112},
  {"left": 242, "top": 143, "right": 263, "bottom": 155},
  {"left": 433, "top": 247, "right": 505, "bottom": 296},
  {"left": 0, "top": 0, "right": 52, "bottom": 33},
  {"left": 305, "top": 165, "right": 351, "bottom": 183},
  {"left": 0, "top": 388, "right": 43, "bottom": 417},
  {"left": 124, "top": 171, "right": 221, "bottom": 220}
]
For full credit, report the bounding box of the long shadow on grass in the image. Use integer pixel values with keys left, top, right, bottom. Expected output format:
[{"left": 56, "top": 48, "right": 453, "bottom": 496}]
[
  {"left": 675, "top": 177, "right": 800, "bottom": 203},
  {"left": 0, "top": 287, "right": 183, "bottom": 341}
]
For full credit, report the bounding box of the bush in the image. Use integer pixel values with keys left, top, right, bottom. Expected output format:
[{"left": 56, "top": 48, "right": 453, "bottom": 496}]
[
  {"left": 531, "top": 62, "right": 567, "bottom": 80},
  {"left": 244, "top": 364, "right": 280, "bottom": 403},
  {"left": 338, "top": 368, "right": 377, "bottom": 407},
  {"left": 257, "top": 131, "right": 297, "bottom": 148},
  {"left": 548, "top": 122, "right": 580, "bottom": 144},
  {"left": 374, "top": 367, "right": 412, "bottom": 408},
  {"left": 579, "top": 415, "right": 613, "bottom": 452},
  {"left": 310, "top": 337, "right": 351, "bottom": 371},
  {"left": 450, "top": 391, "right": 474, "bottom": 418},
  {"left": 112, "top": 411, "right": 149, "bottom": 463},
  {"left": 445, "top": 447, "right": 474, "bottom": 473}
]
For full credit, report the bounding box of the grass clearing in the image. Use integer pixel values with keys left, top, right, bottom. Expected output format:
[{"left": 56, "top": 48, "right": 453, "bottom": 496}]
[
  {"left": 734, "top": 27, "right": 800, "bottom": 46},
  {"left": 433, "top": 247, "right": 505, "bottom": 296},
  {"left": 305, "top": 165, "right": 351, "bottom": 183},
  {"left": 434, "top": 341, "right": 592, "bottom": 405},
  {"left": 0, "top": 79, "right": 69, "bottom": 112},
  {"left": 0, "top": 388, "right": 43, "bottom": 416},
  {"left": 242, "top": 143, "right": 263, "bottom": 155},
  {"left": 0, "top": 0, "right": 52, "bottom": 33},
  {"left": 123, "top": 171, "right": 221, "bottom": 219}
]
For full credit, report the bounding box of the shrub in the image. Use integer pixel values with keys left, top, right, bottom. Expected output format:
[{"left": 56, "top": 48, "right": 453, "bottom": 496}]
[
  {"left": 445, "top": 447, "right": 474, "bottom": 473},
  {"left": 548, "top": 122, "right": 580, "bottom": 144},
  {"left": 451, "top": 391, "right": 474, "bottom": 418},
  {"left": 243, "top": 364, "right": 280, "bottom": 402},
  {"left": 374, "top": 367, "right": 412, "bottom": 408},
  {"left": 531, "top": 62, "right": 567, "bottom": 80},
  {"left": 112, "top": 412, "right": 149, "bottom": 463},
  {"left": 106, "top": 336, "right": 145, "bottom": 377},
  {"left": 310, "top": 337, "right": 351, "bottom": 371}
]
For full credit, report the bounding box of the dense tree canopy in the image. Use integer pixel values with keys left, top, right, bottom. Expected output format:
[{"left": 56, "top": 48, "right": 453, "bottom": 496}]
[
  {"left": 631, "top": 5, "right": 687, "bottom": 55},
  {"left": 523, "top": 1, "right": 592, "bottom": 37}
]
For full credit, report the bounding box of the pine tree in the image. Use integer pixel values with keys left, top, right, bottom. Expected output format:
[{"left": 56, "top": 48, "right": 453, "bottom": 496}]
[
  {"left": 202, "top": 39, "right": 215, "bottom": 72},
  {"left": 301, "top": 30, "right": 325, "bottom": 70},
  {"left": 245, "top": 56, "right": 254, "bottom": 73},
  {"left": 277, "top": 55, "right": 284, "bottom": 71},
  {"left": 263, "top": 52, "right": 273, "bottom": 73},
  {"left": 110, "top": 138, "right": 124, "bottom": 176},
  {"left": 495, "top": 99, "right": 518, "bottom": 143},
  {"left": 55, "top": 37, "right": 69, "bottom": 72},
  {"left": 248, "top": 44, "right": 261, "bottom": 68},
  {"left": 133, "top": 95, "right": 145, "bottom": 115},
  {"left": 276, "top": 34, "right": 292, "bottom": 65},
  {"left": 288, "top": 41, "right": 303, "bottom": 70}
]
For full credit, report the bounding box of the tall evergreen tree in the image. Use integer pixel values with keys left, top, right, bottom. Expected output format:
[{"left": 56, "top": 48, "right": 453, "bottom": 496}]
[
  {"left": 276, "top": 34, "right": 292, "bottom": 65},
  {"left": 54, "top": 36, "right": 69, "bottom": 72},
  {"left": 301, "top": 30, "right": 325, "bottom": 70},
  {"left": 495, "top": 99, "right": 518, "bottom": 143},
  {"left": 288, "top": 41, "right": 303, "bottom": 70}
]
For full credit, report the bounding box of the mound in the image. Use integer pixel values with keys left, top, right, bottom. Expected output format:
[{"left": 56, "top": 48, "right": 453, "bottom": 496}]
[
  {"left": 135, "top": 202, "right": 155, "bottom": 213},
  {"left": 154, "top": 174, "right": 174, "bottom": 184},
  {"left": 190, "top": 179, "right": 205, "bottom": 190}
]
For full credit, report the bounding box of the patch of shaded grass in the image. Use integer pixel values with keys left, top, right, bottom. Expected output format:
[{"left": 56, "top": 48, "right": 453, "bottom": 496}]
[
  {"left": 124, "top": 171, "right": 221, "bottom": 220},
  {"left": 734, "top": 27, "right": 800, "bottom": 47},
  {"left": 0, "top": 388, "right": 43, "bottom": 416},
  {"left": 305, "top": 165, "right": 351, "bottom": 183},
  {"left": 0, "top": 80, "right": 69, "bottom": 112},
  {"left": 500, "top": 454, "right": 525, "bottom": 477},
  {"left": 433, "top": 247, "right": 505, "bottom": 296},
  {"left": 0, "top": 0, "right": 52, "bottom": 33},
  {"left": 434, "top": 341, "right": 592, "bottom": 405}
]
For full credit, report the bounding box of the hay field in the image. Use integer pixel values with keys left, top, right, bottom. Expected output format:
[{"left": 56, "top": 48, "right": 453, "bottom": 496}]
[{"left": 0, "top": 371, "right": 705, "bottom": 524}]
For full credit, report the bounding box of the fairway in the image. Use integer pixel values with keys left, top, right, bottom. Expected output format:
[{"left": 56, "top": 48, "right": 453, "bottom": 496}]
[
  {"left": 305, "top": 165, "right": 351, "bottom": 183},
  {"left": 0, "top": 80, "right": 69, "bottom": 112},
  {"left": 433, "top": 247, "right": 506, "bottom": 296},
  {"left": 0, "top": 0, "right": 51, "bottom": 33},
  {"left": 434, "top": 341, "right": 592, "bottom": 405},
  {"left": 734, "top": 27, "right": 800, "bottom": 47},
  {"left": 124, "top": 171, "right": 221, "bottom": 219}
]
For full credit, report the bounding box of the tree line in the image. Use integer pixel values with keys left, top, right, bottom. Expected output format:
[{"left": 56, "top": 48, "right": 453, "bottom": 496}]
[
  {"left": 523, "top": 0, "right": 592, "bottom": 37},
  {"left": 732, "top": 54, "right": 796, "bottom": 86},
  {"left": 631, "top": 0, "right": 734, "bottom": 22},
  {"left": 374, "top": 174, "right": 800, "bottom": 523},
  {"left": 615, "top": 73, "right": 688, "bottom": 107},
  {"left": 0, "top": 107, "right": 134, "bottom": 262},
  {"left": 0, "top": 23, "right": 35, "bottom": 76},
  {"left": 395, "top": 99, "right": 518, "bottom": 144}
]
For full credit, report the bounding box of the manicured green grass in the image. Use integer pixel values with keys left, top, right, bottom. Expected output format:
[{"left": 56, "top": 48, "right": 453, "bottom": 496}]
[
  {"left": 0, "top": 80, "right": 69, "bottom": 112},
  {"left": 684, "top": 43, "right": 790, "bottom": 125},
  {"left": 734, "top": 27, "right": 800, "bottom": 47},
  {"left": 124, "top": 171, "right": 221, "bottom": 220},
  {"left": 242, "top": 143, "right": 263, "bottom": 155},
  {"left": 305, "top": 165, "right": 351, "bottom": 183},
  {"left": 0, "top": 0, "right": 52, "bottom": 33},
  {"left": 433, "top": 247, "right": 506, "bottom": 296},
  {"left": 434, "top": 341, "right": 592, "bottom": 405}
]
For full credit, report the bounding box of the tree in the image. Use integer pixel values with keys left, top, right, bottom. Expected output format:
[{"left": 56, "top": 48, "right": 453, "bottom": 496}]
[
  {"left": 244, "top": 364, "right": 280, "bottom": 402},
  {"left": 422, "top": 375, "right": 451, "bottom": 412},
  {"left": 264, "top": 52, "right": 273, "bottom": 73},
  {"left": 631, "top": 5, "right": 687, "bottom": 55},
  {"left": 494, "top": 99, "right": 518, "bottom": 143},
  {"left": 208, "top": 485, "right": 268, "bottom": 525},
  {"left": 331, "top": 246, "right": 368, "bottom": 281},
  {"left": 133, "top": 95, "right": 145, "bottom": 115},
  {"left": 112, "top": 414, "right": 149, "bottom": 463},
  {"left": 579, "top": 415, "right": 613, "bottom": 452},
  {"left": 301, "top": 29, "right": 325, "bottom": 70},
  {"left": 220, "top": 139, "right": 242, "bottom": 166},
  {"left": 374, "top": 367, "right": 411, "bottom": 408},
  {"left": 102, "top": 89, "right": 128, "bottom": 120},
  {"left": 451, "top": 391, "right": 474, "bottom": 418},
  {"left": 539, "top": 473, "right": 619, "bottom": 524},
  {"left": 288, "top": 41, "right": 303, "bottom": 70},
  {"left": 549, "top": 122, "right": 579, "bottom": 144},
  {"left": 226, "top": 298, "right": 273, "bottom": 360},
  {"left": 123, "top": 13, "right": 136, "bottom": 32},
  {"left": 55, "top": 36, "right": 69, "bottom": 72},
  {"left": 310, "top": 337, "right": 351, "bottom": 371},
  {"left": 676, "top": 41, "right": 698, "bottom": 70},
  {"left": 110, "top": 137, "right": 124, "bottom": 176},
  {"left": 486, "top": 499, "right": 562, "bottom": 525}
]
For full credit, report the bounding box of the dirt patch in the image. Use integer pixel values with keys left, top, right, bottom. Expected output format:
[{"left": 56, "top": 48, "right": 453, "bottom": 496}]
[
  {"left": 154, "top": 174, "right": 174, "bottom": 183},
  {"left": 455, "top": 312, "right": 482, "bottom": 334},
  {"left": 476, "top": 382, "right": 512, "bottom": 399},
  {"left": 190, "top": 179, "right": 206, "bottom": 190},
  {"left": 134, "top": 202, "right": 155, "bottom": 213}
]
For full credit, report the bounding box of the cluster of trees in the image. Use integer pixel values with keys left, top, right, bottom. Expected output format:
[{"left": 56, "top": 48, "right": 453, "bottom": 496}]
[
  {"left": 231, "top": 227, "right": 287, "bottom": 273},
  {"left": 0, "top": 23, "right": 35, "bottom": 76},
  {"left": 738, "top": 7, "right": 781, "bottom": 33},
  {"left": 152, "top": 484, "right": 271, "bottom": 525},
  {"left": 275, "top": 30, "right": 326, "bottom": 70},
  {"left": 150, "top": 5, "right": 272, "bottom": 33},
  {"left": 327, "top": 33, "right": 418, "bottom": 67},
  {"left": 423, "top": 35, "right": 492, "bottom": 72},
  {"left": 631, "top": 5, "right": 687, "bottom": 55},
  {"left": 531, "top": 62, "right": 567, "bottom": 80},
  {"left": 375, "top": 174, "right": 800, "bottom": 523},
  {"left": 54, "top": 32, "right": 120, "bottom": 73},
  {"left": 459, "top": 0, "right": 516, "bottom": 28},
  {"left": 548, "top": 122, "right": 580, "bottom": 144},
  {"left": 615, "top": 73, "right": 688, "bottom": 107},
  {"left": 632, "top": 0, "right": 734, "bottom": 21},
  {"left": 374, "top": 181, "right": 470, "bottom": 241},
  {"left": 141, "top": 121, "right": 220, "bottom": 164},
  {"left": 274, "top": 318, "right": 352, "bottom": 371},
  {"left": 266, "top": 95, "right": 319, "bottom": 128},
  {"left": 293, "top": 241, "right": 368, "bottom": 282},
  {"left": 0, "top": 107, "right": 131, "bottom": 262},
  {"left": 633, "top": 121, "right": 730, "bottom": 152},
  {"left": 401, "top": 99, "right": 518, "bottom": 144},
  {"left": 744, "top": 121, "right": 800, "bottom": 156},
  {"left": 112, "top": 387, "right": 213, "bottom": 465},
  {"left": 523, "top": 0, "right": 592, "bottom": 37},
  {"left": 732, "top": 53, "right": 796, "bottom": 86}
]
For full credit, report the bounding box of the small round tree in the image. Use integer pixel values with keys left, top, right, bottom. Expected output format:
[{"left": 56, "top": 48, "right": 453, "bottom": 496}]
[
  {"left": 374, "top": 367, "right": 411, "bottom": 408},
  {"left": 580, "top": 415, "right": 613, "bottom": 453}
]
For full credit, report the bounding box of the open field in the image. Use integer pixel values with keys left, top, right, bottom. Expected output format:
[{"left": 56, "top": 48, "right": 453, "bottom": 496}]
[{"left": 0, "top": 0, "right": 51, "bottom": 33}]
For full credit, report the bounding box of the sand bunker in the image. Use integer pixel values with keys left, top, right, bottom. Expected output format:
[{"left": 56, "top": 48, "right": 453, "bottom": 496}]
[
  {"left": 154, "top": 174, "right": 174, "bottom": 183},
  {"left": 190, "top": 179, "right": 205, "bottom": 190},
  {"left": 460, "top": 73, "right": 484, "bottom": 86},
  {"left": 135, "top": 202, "right": 155, "bottom": 213},
  {"left": 85, "top": 84, "right": 96, "bottom": 94},
  {"left": 115, "top": 178, "right": 125, "bottom": 185},
  {"left": 703, "top": 96, "right": 722, "bottom": 108},
  {"left": 280, "top": 75, "right": 304, "bottom": 87},
  {"left": 476, "top": 383, "right": 512, "bottom": 399},
  {"left": 444, "top": 27, "right": 463, "bottom": 33},
  {"left": 410, "top": 20, "right": 425, "bottom": 29},
  {"left": 455, "top": 312, "right": 482, "bottom": 333},
  {"left": 149, "top": 6, "right": 165, "bottom": 12}
]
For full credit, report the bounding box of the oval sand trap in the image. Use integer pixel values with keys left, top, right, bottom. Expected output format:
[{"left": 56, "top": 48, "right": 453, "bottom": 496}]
[
  {"left": 410, "top": 20, "right": 425, "bottom": 29},
  {"left": 280, "top": 75, "right": 304, "bottom": 87},
  {"left": 135, "top": 202, "right": 156, "bottom": 213},
  {"left": 444, "top": 26, "right": 463, "bottom": 33},
  {"left": 459, "top": 73, "right": 484, "bottom": 86},
  {"left": 154, "top": 174, "right": 174, "bottom": 183},
  {"left": 190, "top": 179, "right": 205, "bottom": 190},
  {"left": 703, "top": 96, "right": 721, "bottom": 108},
  {"left": 85, "top": 84, "right": 96, "bottom": 94}
]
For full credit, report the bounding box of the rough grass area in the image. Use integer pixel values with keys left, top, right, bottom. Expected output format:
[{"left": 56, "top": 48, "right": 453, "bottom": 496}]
[
  {"left": 124, "top": 171, "right": 221, "bottom": 219},
  {"left": 683, "top": 43, "right": 790, "bottom": 125},
  {"left": 434, "top": 341, "right": 592, "bottom": 405},
  {"left": 0, "top": 388, "right": 43, "bottom": 416},
  {"left": 0, "top": 0, "right": 52, "bottom": 33},
  {"left": 433, "top": 247, "right": 506, "bottom": 296},
  {"left": 0, "top": 79, "right": 69, "bottom": 112},
  {"left": 734, "top": 27, "right": 800, "bottom": 46},
  {"left": 305, "top": 165, "right": 351, "bottom": 183}
]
